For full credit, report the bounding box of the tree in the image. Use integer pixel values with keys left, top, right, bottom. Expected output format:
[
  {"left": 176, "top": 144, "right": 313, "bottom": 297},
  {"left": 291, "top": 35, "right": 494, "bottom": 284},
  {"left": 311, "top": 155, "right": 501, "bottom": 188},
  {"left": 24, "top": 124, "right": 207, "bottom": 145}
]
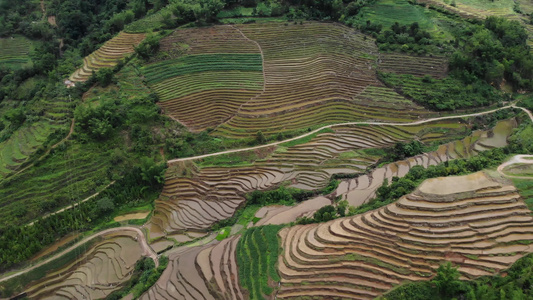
[
  {"left": 135, "top": 34, "right": 161, "bottom": 60},
  {"left": 95, "top": 68, "right": 115, "bottom": 87},
  {"left": 96, "top": 197, "right": 115, "bottom": 213},
  {"left": 256, "top": 131, "right": 266, "bottom": 144},
  {"left": 432, "top": 262, "right": 462, "bottom": 297},
  {"left": 140, "top": 157, "right": 166, "bottom": 188}
]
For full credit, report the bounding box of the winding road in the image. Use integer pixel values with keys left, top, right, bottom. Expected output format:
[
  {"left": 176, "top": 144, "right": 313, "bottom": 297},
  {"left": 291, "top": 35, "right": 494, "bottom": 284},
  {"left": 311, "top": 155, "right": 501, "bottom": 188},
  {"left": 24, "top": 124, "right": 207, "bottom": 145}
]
[
  {"left": 168, "top": 104, "right": 522, "bottom": 164},
  {"left": 0, "top": 226, "right": 158, "bottom": 284},
  {"left": 2, "top": 103, "right": 533, "bottom": 287}
]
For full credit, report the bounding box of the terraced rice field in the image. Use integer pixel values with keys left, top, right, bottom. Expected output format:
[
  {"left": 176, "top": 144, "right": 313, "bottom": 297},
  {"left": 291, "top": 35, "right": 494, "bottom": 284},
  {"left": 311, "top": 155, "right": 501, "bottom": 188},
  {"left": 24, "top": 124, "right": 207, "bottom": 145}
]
[
  {"left": 378, "top": 53, "right": 448, "bottom": 78},
  {"left": 418, "top": 0, "right": 515, "bottom": 19},
  {"left": 277, "top": 171, "right": 533, "bottom": 299},
  {"left": 146, "top": 22, "right": 433, "bottom": 137},
  {"left": 337, "top": 119, "right": 517, "bottom": 207},
  {"left": 0, "top": 36, "right": 33, "bottom": 68},
  {"left": 236, "top": 225, "right": 283, "bottom": 299},
  {"left": 23, "top": 232, "right": 144, "bottom": 299},
  {"left": 69, "top": 32, "right": 146, "bottom": 82},
  {"left": 147, "top": 119, "right": 515, "bottom": 242},
  {"left": 142, "top": 26, "right": 264, "bottom": 132},
  {"left": 140, "top": 236, "right": 244, "bottom": 300},
  {"left": 214, "top": 22, "right": 431, "bottom": 138}
]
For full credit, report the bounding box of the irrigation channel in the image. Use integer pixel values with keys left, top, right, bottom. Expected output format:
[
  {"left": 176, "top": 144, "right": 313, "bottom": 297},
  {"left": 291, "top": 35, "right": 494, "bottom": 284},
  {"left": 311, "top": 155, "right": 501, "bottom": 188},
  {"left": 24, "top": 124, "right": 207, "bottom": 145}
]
[{"left": 2, "top": 104, "right": 533, "bottom": 287}]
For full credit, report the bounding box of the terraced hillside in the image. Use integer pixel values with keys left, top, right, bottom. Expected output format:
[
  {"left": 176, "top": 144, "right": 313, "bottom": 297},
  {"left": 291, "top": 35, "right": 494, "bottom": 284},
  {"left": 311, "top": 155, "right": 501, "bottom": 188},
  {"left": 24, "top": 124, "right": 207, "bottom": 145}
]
[
  {"left": 416, "top": 0, "right": 533, "bottom": 48},
  {"left": 0, "top": 36, "right": 33, "bottom": 68},
  {"left": 142, "top": 26, "right": 264, "bottom": 132},
  {"left": 214, "top": 22, "right": 431, "bottom": 138},
  {"left": 141, "top": 236, "right": 244, "bottom": 300},
  {"left": 147, "top": 119, "right": 516, "bottom": 242},
  {"left": 0, "top": 94, "right": 73, "bottom": 180},
  {"left": 22, "top": 231, "right": 145, "bottom": 299},
  {"left": 277, "top": 172, "right": 533, "bottom": 299},
  {"left": 337, "top": 119, "right": 517, "bottom": 206},
  {"left": 146, "top": 22, "right": 432, "bottom": 138},
  {"left": 378, "top": 53, "right": 448, "bottom": 78},
  {"left": 0, "top": 134, "right": 112, "bottom": 227},
  {"left": 69, "top": 32, "right": 145, "bottom": 82}
]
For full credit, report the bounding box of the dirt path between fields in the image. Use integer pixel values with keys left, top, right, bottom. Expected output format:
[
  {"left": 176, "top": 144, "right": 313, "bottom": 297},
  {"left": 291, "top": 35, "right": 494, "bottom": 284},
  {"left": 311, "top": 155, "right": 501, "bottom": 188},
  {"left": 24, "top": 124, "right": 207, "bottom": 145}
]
[
  {"left": 217, "top": 25, "right": 267, "bottom": 128},
  {"left": 0, "top": 226, "right": 158, "bottom": 284},
  {"left": 169, "top": 104, "right": 531, "bottom": 164},
  {"left": 26, "top": 180, "right": 116, "bottom": 226},
  {"left": 497, "top": 155, "right": 533, "bottom": 179}
]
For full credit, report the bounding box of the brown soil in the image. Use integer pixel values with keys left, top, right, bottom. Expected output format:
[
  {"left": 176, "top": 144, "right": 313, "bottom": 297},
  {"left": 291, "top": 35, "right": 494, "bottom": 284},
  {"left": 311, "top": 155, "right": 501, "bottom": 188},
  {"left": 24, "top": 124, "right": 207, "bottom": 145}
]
[
  {"left": 30, "top": 233, "right": 80, "bottom": 262},
  {"left": 114, "top": 211, "right": 150, "bottom": 222}
]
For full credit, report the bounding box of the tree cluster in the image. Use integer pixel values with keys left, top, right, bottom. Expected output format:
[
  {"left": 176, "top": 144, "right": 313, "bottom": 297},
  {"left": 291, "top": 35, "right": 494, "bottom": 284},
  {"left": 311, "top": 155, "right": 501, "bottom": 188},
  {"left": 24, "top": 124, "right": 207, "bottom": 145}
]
[
  {"left": 0, "top": 159, "right": 166, "bottom": 276},
  {"left": 450, "top": 17, "right": 533, "bottom": 91},
  {"left": 383, "top": 253, "right": 533, "bottom": 300}
]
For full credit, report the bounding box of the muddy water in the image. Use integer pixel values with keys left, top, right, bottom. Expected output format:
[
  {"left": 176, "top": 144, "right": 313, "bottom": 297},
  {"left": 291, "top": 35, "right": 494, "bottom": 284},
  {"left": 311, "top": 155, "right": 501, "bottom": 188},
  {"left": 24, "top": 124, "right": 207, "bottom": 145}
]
[
  {"left": 418, "top": 172, "right": 499, "bottom": 195},
  {"left": 114, "top": 211, "right": 150, "bottom": 222},
  {"left": 255, "top": 196, "right": 331, "bottom": 226}
]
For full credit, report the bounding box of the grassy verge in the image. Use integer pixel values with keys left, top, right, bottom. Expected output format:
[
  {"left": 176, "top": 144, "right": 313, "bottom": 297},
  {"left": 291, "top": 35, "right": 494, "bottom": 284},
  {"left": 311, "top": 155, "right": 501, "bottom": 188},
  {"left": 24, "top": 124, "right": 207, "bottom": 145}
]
[
  {"left": 236, "top": 225, "right": 284, "bottom": 300},
  {"left": 107, "top": 256, "right": 169, "bottom": 300}
]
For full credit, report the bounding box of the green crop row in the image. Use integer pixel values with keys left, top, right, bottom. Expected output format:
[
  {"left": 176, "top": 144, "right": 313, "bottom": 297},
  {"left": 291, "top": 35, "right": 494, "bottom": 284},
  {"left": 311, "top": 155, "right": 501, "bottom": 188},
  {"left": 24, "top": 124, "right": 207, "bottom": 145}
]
[
  {"left": 236, "top": 225, "right": 284, "bottom": 299},
  {"left": 142, "top": 54, "right": 262, "bottom": 84}
]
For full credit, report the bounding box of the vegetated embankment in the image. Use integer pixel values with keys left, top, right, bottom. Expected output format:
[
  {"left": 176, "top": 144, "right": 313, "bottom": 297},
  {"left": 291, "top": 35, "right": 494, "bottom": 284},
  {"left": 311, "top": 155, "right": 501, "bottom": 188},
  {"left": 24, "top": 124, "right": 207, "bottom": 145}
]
[
  {"left": 69, "top": 32, "right": 145, "bottom": 82},
  {"left": 142, "top": 25, "right": 264, "bottom": 132}
]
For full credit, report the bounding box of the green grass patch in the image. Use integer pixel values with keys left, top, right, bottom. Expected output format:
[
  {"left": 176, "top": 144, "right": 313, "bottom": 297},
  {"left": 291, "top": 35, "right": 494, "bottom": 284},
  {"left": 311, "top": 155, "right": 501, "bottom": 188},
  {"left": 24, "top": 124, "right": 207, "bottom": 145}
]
[
  {"left": 511, "top": 179, "right": 533, "bottom": 210},
  {"left": 143, "top": 53, "right": 262, "bottom": 84},
  {"left": 216, "top": 227, "right": 231, "bottom": 241},
  {"left": 280, "top": 128, "right": 335, "bottom": 148},
  {"left": 236, "top": 225, "right": 284, "bottom": 300}
]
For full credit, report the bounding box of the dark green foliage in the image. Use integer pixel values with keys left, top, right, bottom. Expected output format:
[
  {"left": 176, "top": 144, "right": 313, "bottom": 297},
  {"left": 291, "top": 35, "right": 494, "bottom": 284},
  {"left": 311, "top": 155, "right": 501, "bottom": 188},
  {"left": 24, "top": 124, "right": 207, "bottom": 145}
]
[
  {"left": 106, "top": 256, "right": 169, "bottom": 300},
  {"left": 0, "top": 161, "right": 166, "bottom": 274},
  {"left": 74, "top": 92, "right": 160, "bottom": 142},
  {"left": 432, "top": 262, "right": 464, "bottom": 297},
  {"left": 450, "top": 17, "right": 533, "bottom": 91},
  {"left": 375, "top": 22, "right": 438, "bottom": 55},
  {"left": 135, "top": 34, "right": 162, "bottom": 60},
  {"left": 236, "top": 225, "right": 283, "bottom": 300},
  {"left": 379, "top": 72, "right": 500, "bottom": 110},
  {"left": 313, "top": 205, "right": 336, "bottom": 222},
  {"left": 382, "top": 253, "right": 533, "bottom": 300},
  {"left": 256, "top": 131, "right": 266, "bottom": 144},
  {"left": 247, "top": 186, "right": 297, "bottom": 206},
  {"left": 170, "top": 0, "right": 225, "bottom": 23},
  {"left": 384, "top": 140, "right": 425, "bottom": 162},
  {"left": 94, "top": 68, "right": 115, "bottom": 87}
]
